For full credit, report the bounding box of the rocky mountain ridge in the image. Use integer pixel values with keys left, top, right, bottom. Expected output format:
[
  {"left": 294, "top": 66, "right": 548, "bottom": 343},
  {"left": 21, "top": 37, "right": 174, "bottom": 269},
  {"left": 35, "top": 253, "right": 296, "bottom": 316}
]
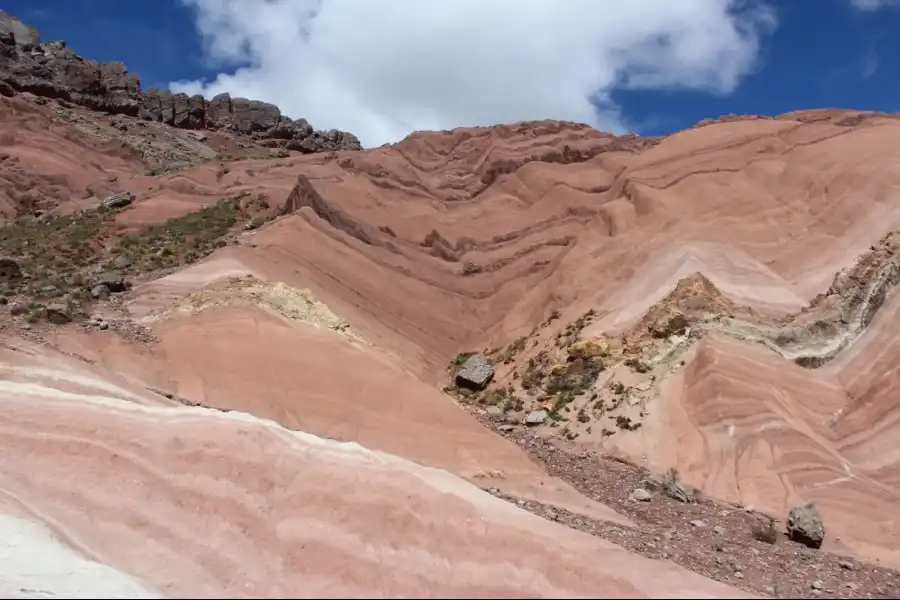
[{"left": 0, "top": 9, "right": 362, "bottom": 154}]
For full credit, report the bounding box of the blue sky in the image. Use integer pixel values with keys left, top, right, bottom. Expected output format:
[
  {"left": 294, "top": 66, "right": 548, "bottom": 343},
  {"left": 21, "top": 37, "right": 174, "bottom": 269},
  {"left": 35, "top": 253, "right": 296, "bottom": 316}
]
[
  {"left": 615, "top": 0, "right": 900, "bottom": 133},
  {"left": 5, "top": 0, "right": 900, "bottom": 144}
]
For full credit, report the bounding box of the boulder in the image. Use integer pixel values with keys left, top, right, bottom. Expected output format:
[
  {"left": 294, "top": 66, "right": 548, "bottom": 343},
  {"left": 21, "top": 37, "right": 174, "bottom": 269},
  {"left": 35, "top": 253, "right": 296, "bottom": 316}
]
[
  {"left": 101, "top": 191, "right": 133, "bottom": 209},
  {"left": 90, "top": 270, "right": 126, "bottom": 293},
  {"left": 90, "top": 284, "right": 110, "bottom": 300},
  {"left": 525, "top": 410, "right": 549, "bottom": 425},
  {"left": 630, "top": 488, "right": 651, "bottom": 502},
  {"left": 485, "top": 405, "right": 503, "bottom": 418},
  {"left": 454, "top": 354, "right": 493, "bottom": 390},
  {"left": 45, "top": 302, "right": 71, "bottom": 324},
  {"left": 787, "top": 502, "right": 825, "bottom": 549}
]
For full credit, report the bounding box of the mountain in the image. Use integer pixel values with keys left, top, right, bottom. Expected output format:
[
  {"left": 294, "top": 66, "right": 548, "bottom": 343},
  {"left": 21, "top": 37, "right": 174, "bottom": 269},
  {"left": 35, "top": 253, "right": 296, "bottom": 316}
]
[
  {"left": 2, "top": 9, "right": 900, "bottom": 600},
  {"left": 0, "top": 9, "right": 361, "bottom": 161}
]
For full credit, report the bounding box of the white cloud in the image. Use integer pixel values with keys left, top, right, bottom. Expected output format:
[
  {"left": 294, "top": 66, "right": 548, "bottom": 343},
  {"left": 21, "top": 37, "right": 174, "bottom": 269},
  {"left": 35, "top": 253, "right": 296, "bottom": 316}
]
[
  {"left": 849, "top": 0, "right": 900, "bottom": 10},
  {"left": 861, "top": 43, "right": 880, "bottom": 79},
  {"left": 171, "top": 0, "right": 776, "bottom": 147}
]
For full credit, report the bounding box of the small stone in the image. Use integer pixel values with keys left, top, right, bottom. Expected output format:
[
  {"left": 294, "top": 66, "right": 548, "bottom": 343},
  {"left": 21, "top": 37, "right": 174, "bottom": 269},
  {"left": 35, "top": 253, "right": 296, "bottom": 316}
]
[
  {"left": 811, "top": 580, "right": 823, "bottom": 590},
  {"left": 733, "top": 571, "right": 743, "bottom": 579},
  {"left": 496, "top": 424, "right": 515, "bottom": 432},
  {"left": 485, "top": 405, "right": 503, "bottom": 418},
  {"left": 713, "top": 525, "right": 724, "bottom": 535},
  {"left": 45, "top": 303, "right": 72, "bottom": 324},
  {"left": 98, "top": 321, "right": 109, "bottom": 330},
  {"left": 838, "top": 560, "right": 854, "bottom": 570},
  {"left": 90, "top": 284, "right": 110, "bottom": 299},
  {"left": 113, "top": 255, "right": 133, "bottom": 269},
  {"left": 689, "top": 519, "right": 707, "bottom": 528},
  {"left": 630, "top": 488, "right": 652, "bottom": 502},
  {"left": 525, "top": 410, "right": 549, "bottom": 425},
  {"left": 504, "top": 411, "right": 522, "bottom": 424}
]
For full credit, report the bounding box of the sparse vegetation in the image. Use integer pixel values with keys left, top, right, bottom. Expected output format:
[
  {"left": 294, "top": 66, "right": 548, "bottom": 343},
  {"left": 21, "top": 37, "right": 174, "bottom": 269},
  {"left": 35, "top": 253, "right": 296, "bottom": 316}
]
[
  {"left": 497, "top": 335, "right": 528, "bottom": 364},
  {"left": 484, "top": 388, "right": 507, "bottom": 405},
  {"left": 549, "top": 391, "right": 575, "bottom": 420},
  {"left": 109, "top": 193, "right": 275, "bottom": 274},
  {"left": 503, "top": 394, "right": 524, "bottom": 413},
  {"left": 662, "top": 468, "right": 695, "bottom": 503},
  {"left": 625, "top": 357, "right": 651, "bottom": 373},
  {"left": 544, "top": 357, "right": 605, "bottom": 395},
  {"left": 0, "top": 192, "right": 275, "bottom": 325},
  {"left": 0, "top": 206, "right": 116, "bottom": 276},
  {"left": 521, "top": 351, "right": 549, "bottom": 391},
  {"left": 542, "top": 308, "right": 561, "bottom": 327},
  {"left": 751, "top": 517, "right": 779, "bottom": 545},
  {"left": 615, "top": 415, "right": 641, "bottom": 431},
  {"left": 555, "top": 309, "right": 596, "bottom": 347},
  {"left": 145, "top": 161, "right": 199, "bottom": 176},
  {"left": 452, "top": 352, "right": 476, "bottom": 367}
]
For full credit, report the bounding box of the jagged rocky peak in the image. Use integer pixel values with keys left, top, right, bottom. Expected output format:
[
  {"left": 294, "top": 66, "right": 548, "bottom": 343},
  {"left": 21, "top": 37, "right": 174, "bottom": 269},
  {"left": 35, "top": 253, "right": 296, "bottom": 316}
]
[
  {"left": 0, "top": 9, "right": 361, "bottom": 153},
  {"left": 0, "top": 9, "right": 38, "bottom": 46}
]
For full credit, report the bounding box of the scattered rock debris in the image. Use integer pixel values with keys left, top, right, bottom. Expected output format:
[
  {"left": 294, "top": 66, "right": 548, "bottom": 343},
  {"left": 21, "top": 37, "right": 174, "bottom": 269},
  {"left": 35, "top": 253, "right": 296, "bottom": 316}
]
[{"left": 477, "top": 421, "right": 900, "bottom": 599}]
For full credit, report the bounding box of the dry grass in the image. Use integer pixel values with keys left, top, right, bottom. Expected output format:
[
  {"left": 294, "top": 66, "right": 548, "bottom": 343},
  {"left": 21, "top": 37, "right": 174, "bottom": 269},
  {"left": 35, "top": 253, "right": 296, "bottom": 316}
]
[{"left": 0, "top": 192, "right": 275, "bottom": 322}]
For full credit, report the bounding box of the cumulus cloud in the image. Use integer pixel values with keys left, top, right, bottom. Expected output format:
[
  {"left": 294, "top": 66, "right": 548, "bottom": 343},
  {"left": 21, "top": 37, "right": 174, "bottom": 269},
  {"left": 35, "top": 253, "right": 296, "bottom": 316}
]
[{"left": 171, "top": 0, "right": 776, "bottom": 147}]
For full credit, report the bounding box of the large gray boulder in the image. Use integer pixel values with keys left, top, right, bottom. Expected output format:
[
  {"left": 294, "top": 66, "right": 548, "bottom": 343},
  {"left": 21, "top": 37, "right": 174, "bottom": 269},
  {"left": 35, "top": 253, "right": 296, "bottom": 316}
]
[
  {"left": 101, "top": 191, "right": 134, "bottom": 209},
  {"left": 787, "top": 502, "right": 825, "bottom": 549},
  {"left": 454, "top": 354, "right": 494, "bottom": 391},
  {"left": 90, "top": 270, "right": 127, "bottom": 293}
]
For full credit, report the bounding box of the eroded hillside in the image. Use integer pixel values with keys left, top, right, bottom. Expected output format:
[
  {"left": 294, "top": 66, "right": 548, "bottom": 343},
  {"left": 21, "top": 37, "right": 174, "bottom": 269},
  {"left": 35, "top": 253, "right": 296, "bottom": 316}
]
[{"left": 5, "top": 8, "right": 900, "bottom": 600}]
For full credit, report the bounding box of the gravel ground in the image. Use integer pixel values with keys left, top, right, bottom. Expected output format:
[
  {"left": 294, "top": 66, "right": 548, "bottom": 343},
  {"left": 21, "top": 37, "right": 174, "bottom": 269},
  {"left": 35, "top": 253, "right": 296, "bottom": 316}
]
[{"left": 482, "top": 421, "right": 900, "bottom": 599}]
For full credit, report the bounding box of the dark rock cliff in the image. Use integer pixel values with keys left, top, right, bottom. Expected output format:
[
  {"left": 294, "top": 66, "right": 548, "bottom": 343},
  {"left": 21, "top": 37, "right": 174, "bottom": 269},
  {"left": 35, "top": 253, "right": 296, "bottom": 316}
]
[{"left": 0, "top": 10, "right": 362, "bottom": 153}]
